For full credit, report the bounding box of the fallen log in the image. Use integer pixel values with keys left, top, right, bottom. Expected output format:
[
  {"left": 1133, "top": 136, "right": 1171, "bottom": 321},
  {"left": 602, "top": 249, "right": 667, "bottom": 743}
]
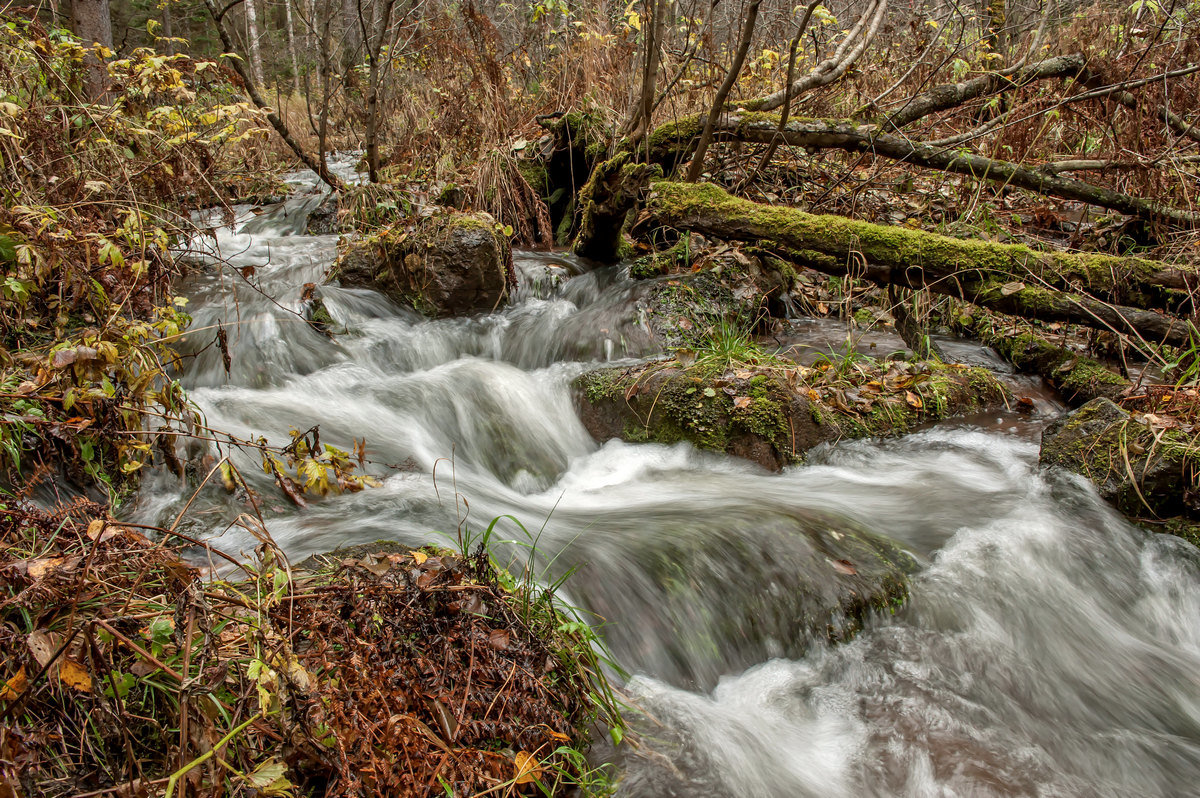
[
  {"left": 644, "top": 181, "right": 1197, "bottom": 347},
  {"left": 646, "top": 112, "right": 1200, "bottom": 228}
]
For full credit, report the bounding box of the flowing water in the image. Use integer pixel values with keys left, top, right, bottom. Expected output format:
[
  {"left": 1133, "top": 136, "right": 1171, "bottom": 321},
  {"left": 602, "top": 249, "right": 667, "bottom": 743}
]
[{"left": 134, "top": 169, "right": 1200, "bottom": 797}]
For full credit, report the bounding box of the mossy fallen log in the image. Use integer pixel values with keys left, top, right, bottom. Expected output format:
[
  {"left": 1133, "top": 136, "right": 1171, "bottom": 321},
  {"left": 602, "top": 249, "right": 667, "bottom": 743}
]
[{"left": 645, "top": 181, "right": 1194, "bottom": 346}]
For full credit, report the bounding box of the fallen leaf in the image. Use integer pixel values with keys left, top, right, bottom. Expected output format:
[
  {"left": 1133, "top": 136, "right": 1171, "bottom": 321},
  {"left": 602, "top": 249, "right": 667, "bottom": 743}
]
[
  {"left": 488, "top": 629, "right": 510, "bottom": 650},
  {"left": 27, "top": 629, "right": 61, "bottom": 667},
  {"left": 514, "top": 751, "right": 542, "bottom": 785},
  {"left": 27, "top": 557, "right": 68, "bottom": 580},
  {"left": 734, "top": 369, "right": 753, "bottom": 379},
  {"left": 1, "top": 667, "right": 27, "bottom": 700},
  {"left": 411, "top": 550, "right": 428, "bottom": 565},
  {"left": 830, "top": 559, "right": 858, "bottom": 575},
  {"left": 733, "top": 396, "right": 752, "bottom": 409},
  {"left": 905, "top": 390, "right": 923, "bottom": 409},
  {"left": 1000, "top": 281, "right": 1026, "bottom": 296},
  {"left": 58, "top": 659, "right": 92, "bottom": 692}
]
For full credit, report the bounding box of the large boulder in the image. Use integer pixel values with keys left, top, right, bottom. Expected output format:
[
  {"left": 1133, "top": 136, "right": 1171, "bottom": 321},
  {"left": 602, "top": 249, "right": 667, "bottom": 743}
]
[
  {"left": 333, "top": 211, "right": 515, "bottom": 317},
  {"left": 1040, "top": 397, "right": 1191, "bottom": 517},
  {"left": 575, "top": 359, "right": 1009, "bottom": 470}
]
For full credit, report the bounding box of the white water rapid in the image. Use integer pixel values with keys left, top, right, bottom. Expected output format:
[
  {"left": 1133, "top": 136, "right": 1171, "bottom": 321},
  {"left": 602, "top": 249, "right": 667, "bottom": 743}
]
[{"left": 132, "top": 168, "right": 1200, "bottom": 797}]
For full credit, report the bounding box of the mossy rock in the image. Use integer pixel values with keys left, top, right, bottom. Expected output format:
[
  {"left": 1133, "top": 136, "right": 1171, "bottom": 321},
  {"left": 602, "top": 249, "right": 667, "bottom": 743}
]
[
  {"left": 332, "top": 210, "right": 515, "bottom": 318},
  {"left": 1040, "top": 397, "right": 1194, "bottom": 518},
  {"left": 573, "top": 359, "right": 1009, "bottom": 470}
]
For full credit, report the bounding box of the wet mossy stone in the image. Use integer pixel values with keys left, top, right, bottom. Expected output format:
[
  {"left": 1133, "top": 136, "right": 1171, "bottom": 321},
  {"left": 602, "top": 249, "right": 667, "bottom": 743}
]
[
  {"left": 573, "top": 360, "right": 1009, "bottom": 470},
  {"left": 1040, "top": 397, "right": 1191, "bottom": 518},
  {"left": 333, "top": 210, "right": 515, "bottom": 318}
]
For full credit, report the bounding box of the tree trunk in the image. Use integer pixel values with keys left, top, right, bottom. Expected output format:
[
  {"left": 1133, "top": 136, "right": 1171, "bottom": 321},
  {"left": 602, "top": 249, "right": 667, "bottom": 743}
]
[
  {"left": 244, "top": 0, "right": 266, "bottom": 87},
  {"left": 686, "top": 0, "right": 763, "bottom": 182},
  {"left": 285, "top": 0, "right": 302, "bottom": 95},
  {"left": 162, "top": 0, "right": 174, "bottom": 55},
  {"left": 645, "top": 181, "right": 1196, "bottom": 346},
  {"left": 203, "top": 0, "right": 343, "bottom": 190},
  {"left": 69, "top": 0, "right": 112, "bottom": 99},
  {"left": 342, "top": 0, "right": 363, "bottom": 68}
]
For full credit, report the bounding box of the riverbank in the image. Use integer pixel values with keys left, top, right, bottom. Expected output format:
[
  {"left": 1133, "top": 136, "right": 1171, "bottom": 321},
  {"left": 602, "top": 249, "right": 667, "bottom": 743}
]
[{"left": 0, "top": 499, "right": 621, "bottom": 797}]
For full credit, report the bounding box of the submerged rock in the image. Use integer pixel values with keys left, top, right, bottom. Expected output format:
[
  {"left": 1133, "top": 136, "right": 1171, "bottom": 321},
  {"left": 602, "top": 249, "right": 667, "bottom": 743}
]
[
  {"left": 305, "top": 191, "right": 342, "bottom": 234},
  {"left": 1040, "top": 397, "right": 1192, "bottom": 518},
  {"left": 574, "top": 359, "right": 1009, "bottom": 471},
  {"left": 566, "top": 514, "right": 916, "bottom": 690},
  {"left": 333, "top": 210, "right": 515, "bottom": 317}
]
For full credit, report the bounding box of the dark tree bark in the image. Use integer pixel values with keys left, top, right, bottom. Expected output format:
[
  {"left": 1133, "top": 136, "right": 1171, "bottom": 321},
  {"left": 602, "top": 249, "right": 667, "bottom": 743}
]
[{"left": 70, "top": 0, "right": 112, "bottom": 99}]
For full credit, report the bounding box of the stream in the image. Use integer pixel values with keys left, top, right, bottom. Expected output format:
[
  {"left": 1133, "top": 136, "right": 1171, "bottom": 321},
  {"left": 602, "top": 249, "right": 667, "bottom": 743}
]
[{"left": 133, "top": 166, "right": 1200, "bottom": 797}]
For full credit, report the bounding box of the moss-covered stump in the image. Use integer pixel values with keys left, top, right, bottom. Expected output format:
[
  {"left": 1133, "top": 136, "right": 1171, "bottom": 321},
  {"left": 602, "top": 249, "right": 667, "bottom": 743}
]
[
  {"left": 568, "top": 515, "right": 915, "bottom": 689},
  {"left": 1040, "top": 397, "right": 1196, "bottom": 522},
  {"left": 572, "top": 153, "right": 661, "bottom": 262},
  {"left": 333, "top": 210, "right": 515, "bottom": 317},
  {"left": 574, "top": 358, "right": 1009, "bottom": 470}
]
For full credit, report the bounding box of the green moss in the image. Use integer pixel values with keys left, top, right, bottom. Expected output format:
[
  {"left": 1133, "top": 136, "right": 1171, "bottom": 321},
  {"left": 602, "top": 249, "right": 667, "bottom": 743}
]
[
  {"left": 647, "top": 115, "right": 704, "bottom": 150},
  {"left": 515, "top": 160, "right": 549, "bottom": 197}
]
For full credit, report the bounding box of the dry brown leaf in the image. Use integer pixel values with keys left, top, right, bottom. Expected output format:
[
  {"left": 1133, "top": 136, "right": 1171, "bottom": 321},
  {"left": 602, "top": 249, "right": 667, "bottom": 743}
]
[
  {"left": 905, "top": 390, "right": 923, "bottom": 410},
  {"left": 488, "top": 629, "right": 510, "bottom": 650},
  {"left": 27, "top": 556, "right": 73, "bottom": 580},
  {"left": 514, "top": 751, "right": 542, "bottom": 785},
  {"left": 58, "top": 659, "right": 92, "bottom": 692},
  {"left": 0, "top": 667, "right": 27, "bottom": 700},
  {"left": 27, "top": 629, "right": 61, "bottom": 667},
  {"left": 733, "top": 396, "right": 752, "bottom": 409},
  {"left": 830, "top": 559, "right": 858, "bottom": 576}
]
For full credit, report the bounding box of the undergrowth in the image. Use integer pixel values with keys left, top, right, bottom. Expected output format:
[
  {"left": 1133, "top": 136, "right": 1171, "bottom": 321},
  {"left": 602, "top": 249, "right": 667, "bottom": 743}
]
[{"left": 0, "top": 496, "right": 624, "bottom": 797}]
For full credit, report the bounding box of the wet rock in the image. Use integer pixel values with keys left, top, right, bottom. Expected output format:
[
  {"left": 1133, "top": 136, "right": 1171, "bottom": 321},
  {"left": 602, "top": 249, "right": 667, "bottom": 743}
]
[
  {"left": 566, "top": 515, "right": 916, "bottom": 689},
  {"left": 305, "top": 191, "right": 342, "bottom": 235},
  {"left": 299, "top": 282, "right": 339, "bottom": 336},
  {"left": 1040, "top": 397, "right": 1190, "bottom": 518},
  {"left": 574, "top": 359, "right": 1009, "bottom": 471},
  {"left": 333, "top": 210, "right": 515, "bottom": 317}
]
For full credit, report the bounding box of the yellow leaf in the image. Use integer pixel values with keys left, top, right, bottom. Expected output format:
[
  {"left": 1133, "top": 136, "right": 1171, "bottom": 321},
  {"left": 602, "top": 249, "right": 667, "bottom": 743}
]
[
  {"left": 411, "top": 550, "right": 428, "bottom": 565},
  {"left": 1, "top": 667, "right": 27, "bottom": 700},
  {"left": 28, "top": 557, "right": 65, "bottom": 579},
  {"left": 58, "top": 659, "right": 92, "bottom": 692},
  {"left": 514, "top": 751, "right": 542, "bottom": 785},
  {"left": 905, "top": 390, "right": 923, "bottom": 409}
]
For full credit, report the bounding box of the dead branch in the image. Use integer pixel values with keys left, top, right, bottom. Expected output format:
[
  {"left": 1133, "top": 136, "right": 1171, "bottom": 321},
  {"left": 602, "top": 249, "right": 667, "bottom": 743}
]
[{"left": 740, "top": 0, "right": 887, "bottom": 113}]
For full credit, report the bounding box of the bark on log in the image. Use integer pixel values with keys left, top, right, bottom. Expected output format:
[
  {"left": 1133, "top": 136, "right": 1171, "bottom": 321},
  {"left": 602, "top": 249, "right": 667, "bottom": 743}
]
[
  {"left": 884, "top": 54, "right": 1088, "bottom": 130},
  {"left": 647, "top": 112, "right": 1200, "bottom": 227},
  {"left": 645, "top": 182, "right": 1197, "bottom": 346}
]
